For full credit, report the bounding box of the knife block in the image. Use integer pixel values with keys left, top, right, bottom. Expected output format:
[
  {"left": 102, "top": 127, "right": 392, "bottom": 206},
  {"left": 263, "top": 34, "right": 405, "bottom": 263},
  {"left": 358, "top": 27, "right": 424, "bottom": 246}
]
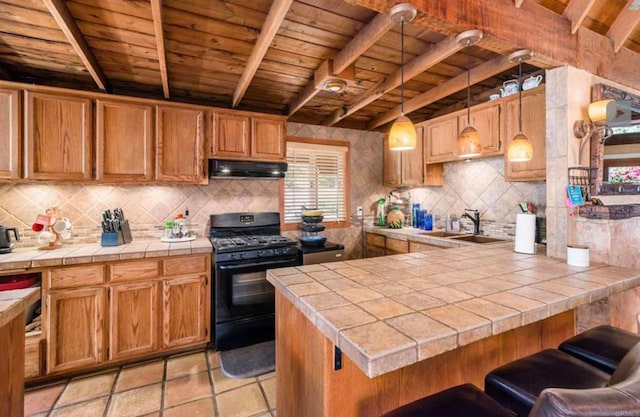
[{"left": 101, "top": 221, "right": 132, "bottom": 246}]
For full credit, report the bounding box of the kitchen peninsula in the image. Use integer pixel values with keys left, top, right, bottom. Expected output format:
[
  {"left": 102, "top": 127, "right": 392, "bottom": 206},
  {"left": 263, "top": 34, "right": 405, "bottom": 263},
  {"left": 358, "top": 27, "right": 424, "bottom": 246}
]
[{"left": 267, "top": 243, "right": 640, "bottom": 417}]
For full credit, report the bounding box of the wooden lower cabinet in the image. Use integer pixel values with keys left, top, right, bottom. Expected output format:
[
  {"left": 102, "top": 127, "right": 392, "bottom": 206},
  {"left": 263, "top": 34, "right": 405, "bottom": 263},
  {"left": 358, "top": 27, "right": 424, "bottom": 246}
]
[
  {"left": 40, "top": 254, "right": 210, "bottom": 378},
  {"left": 385, "top": 237, "right": 408, "bottom": 254},
  {"left": 162, "top": 275, "right": 208, "bottom": 349},
  {"left": 109, "top": 281, "right": 157, "bottom": 361},
  {"left": 46, "top": 287, "right": 106, "bottom": 374}
]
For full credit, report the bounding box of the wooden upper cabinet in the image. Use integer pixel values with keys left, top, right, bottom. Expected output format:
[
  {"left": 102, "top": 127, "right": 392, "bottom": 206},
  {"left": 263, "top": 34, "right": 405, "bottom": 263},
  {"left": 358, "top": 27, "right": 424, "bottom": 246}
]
[
  {"left": 458, "top": 103, "right": 502, "bottom": 157},
  {"left": 24, "top": 91, "right": 92, "bottom": 180},
  {"left": 156, "top": 105, "right": 206, "bottom": 183},
  {"left": 425, "top": 115, "right": 457, "bottom": 163},
  {"left": 0, "top": 88, "right": 20, "bottom": 180},
  {"left": 383, "top": 126, "right": 424, "bottom": 186},
  {"left": 213, "top": 112, "right": 250, "bottom": 159},
  {"left": 250, "top": 116, "right": 286, "bottom": 161},
  {"left": 503, "top": 88, "right": 546, "bottom": 181},
  {"left": 96, "top": 99, "right": 153, "bottom": 182}
]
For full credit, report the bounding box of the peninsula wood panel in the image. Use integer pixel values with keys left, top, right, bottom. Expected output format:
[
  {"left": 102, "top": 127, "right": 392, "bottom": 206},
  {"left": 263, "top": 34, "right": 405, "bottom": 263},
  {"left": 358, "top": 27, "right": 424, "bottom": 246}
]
[
  {"left": 96, "top": 99, "right": 154, "bottom": 182},
  {"left": 46, "top": 287, "right": 106, "bottom": 374},
  {"left": 0, "top": 310, "right": 25, "bottom": 417},
  {"left": 109, "top": 281, "right": 157, "bottom": 361},
  {"left": 0, "top": 88, "right": 20, "bottom": 180},
  {"left": 275, "top": 293, "right": 575, "bottom": 417},
  {"left": 155, "top": 105, "right": 206, "bottom": 183},
  {"left": 24, "top": 91, "right": 92, "bottom": 181}
]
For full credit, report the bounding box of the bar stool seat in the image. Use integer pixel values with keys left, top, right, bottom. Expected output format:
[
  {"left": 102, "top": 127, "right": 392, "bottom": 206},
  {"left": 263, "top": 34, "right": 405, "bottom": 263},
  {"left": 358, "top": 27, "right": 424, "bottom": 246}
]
[
  {"left": 484, "top": 349, "right": 610, "bottom": 417},
  {"left": 381, "top": 384, "right": 515, "bottom": 417},
  {"left": 558, "top": 325, "right": 640, "bottom": 374}
]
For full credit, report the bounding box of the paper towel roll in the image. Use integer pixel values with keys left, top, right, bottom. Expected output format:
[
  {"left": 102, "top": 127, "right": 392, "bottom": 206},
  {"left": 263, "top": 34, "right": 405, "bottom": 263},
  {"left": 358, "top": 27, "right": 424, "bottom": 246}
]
[
  {"left": 514, "top": 213, "right": 536, "bottom": 254},
  {"left": 567, "top": 245, "right": 589, "bottom": 267}
]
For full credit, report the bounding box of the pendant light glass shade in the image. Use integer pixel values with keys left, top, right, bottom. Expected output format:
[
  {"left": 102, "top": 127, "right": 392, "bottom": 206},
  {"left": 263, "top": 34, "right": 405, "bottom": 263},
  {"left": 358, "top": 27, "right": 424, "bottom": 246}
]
[
  {"left": 507, "top": 50, "right": 534, "bottom": 162},
  {"left": 456, "top": 30, "right": 483, "bottom": 158},
  {"left": 507, "top": 133, "right": 533, "bottom": 161},
  {"left": 388, "top": 4, "right": 417, "bottom": 151},
  {"left": 389, "top": 115, "right": 417, "bottom": 150}
]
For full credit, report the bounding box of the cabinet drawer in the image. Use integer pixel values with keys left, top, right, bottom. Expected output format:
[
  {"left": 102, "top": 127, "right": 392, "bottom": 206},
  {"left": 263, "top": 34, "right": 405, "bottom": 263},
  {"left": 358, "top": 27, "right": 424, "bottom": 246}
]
[
  {"left": 385, "top": 238, "right": 408, "bottom": 254},
  {"left": 48, "top": 265, "right": 105, "bottom": 289},
  {"left": 109, "top": 260, "right": 160, "bottom": 282},
  {"left": 25, "top": 333, "right": 43, "bottom": 379},
  {"left": 365, "top": 233, "right": 385, "bottom": 248},
  {"left": 365, "top": 245, "right": 386, "bottom": 258},
  {"left": 163, "top": 255, "right": 208, "bottom": 277}
]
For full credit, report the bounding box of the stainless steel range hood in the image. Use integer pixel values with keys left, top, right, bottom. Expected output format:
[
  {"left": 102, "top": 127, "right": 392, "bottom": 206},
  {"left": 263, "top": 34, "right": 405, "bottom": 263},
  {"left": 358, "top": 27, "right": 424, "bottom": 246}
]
[{"left": 209, "top": 159, "right": 287, "bottom": 179}]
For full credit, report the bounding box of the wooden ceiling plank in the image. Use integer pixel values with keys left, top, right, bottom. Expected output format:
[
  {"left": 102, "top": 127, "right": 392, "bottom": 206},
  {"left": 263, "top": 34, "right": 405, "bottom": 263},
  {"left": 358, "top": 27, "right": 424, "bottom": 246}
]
[
  {"left": 288, "top": 12, "right": 395, "bottom": 116},
  {"left": 607, "top": 0, "right": 640, "bottom": 53},
  {"left": 231, "top": 0, "right": 294, "bottom": 108},
  {"left": 150, "top": 0, "right": 170, "bottom": 98},
  {"left": 42, "top": 0, "right": 110, "bottom": 92},
  {"left": 562, "top": 0, "right": 597, "bottom": 34},
  {"left": 368, "top": 54, "right": 514, "bottom": 129},
  {"left": 324, "top": 36, "right": 462, "bottom": 126}
]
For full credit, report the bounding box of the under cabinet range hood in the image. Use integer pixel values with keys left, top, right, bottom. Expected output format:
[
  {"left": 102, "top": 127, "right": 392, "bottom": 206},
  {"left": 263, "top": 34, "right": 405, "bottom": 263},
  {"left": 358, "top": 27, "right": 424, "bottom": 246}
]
[{"left": 209, "top": 159, "right": 288, "bottom": 179}]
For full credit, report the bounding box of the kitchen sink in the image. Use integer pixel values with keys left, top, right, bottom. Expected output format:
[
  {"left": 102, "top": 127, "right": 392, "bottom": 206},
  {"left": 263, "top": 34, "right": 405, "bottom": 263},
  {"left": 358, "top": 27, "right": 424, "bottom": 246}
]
[
  {"left": 418, "top": 231, "right": 463, "bottom": 237},
  {"left": 449, "top": 235, "right": 509, "bottom": 244}
]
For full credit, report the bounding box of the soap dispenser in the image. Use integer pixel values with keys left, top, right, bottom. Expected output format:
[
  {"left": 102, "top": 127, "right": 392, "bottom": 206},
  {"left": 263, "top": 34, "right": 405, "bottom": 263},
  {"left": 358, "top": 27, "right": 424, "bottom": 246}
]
[{"left": 376, "top": 198, "right": 386, "bottom": 226}]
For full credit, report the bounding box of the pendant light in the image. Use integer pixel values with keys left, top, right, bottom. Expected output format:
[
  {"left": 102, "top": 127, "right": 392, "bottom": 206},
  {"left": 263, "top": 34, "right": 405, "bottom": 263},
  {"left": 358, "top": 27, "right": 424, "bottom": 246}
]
[
  {"left": 388, "top": 3, "right": 417, "bottom": 151},
  {"left": 507, "top": 49, "right": 534, "bottom": 162},
  {"left": 456, "top": 30, "right": 484, "bottom": 158}
]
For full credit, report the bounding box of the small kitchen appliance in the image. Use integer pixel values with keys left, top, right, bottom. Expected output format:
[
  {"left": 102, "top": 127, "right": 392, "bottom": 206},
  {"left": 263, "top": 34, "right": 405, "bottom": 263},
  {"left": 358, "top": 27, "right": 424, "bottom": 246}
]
[
  {"left": 0, "top": 225, "right": 20, "bottom": 254},
  {"left": 209, "top": 212, "right": 300, "bottom": 351}
]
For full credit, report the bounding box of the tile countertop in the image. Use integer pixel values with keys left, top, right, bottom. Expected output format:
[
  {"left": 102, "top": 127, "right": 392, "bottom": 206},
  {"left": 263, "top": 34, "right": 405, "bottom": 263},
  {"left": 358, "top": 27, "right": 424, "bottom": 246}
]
[
  {"left": 364, "top": 225, "right": 515, "bottom": 248},
  {"left": 267, "top": 245, "right": 640, "bottom": 378},
  {"left": 0, "top": 287, "right": 40, "bottom": 327},
  {"left": 0, "top": 238, "right": 213, "bottom": 272}
]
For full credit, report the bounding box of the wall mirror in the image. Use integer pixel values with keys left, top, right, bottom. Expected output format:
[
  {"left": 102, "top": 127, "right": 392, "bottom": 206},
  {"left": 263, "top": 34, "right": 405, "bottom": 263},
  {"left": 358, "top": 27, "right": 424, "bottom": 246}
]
[{"left": 590, "top": 83, "right": 640, "bottom": 196}]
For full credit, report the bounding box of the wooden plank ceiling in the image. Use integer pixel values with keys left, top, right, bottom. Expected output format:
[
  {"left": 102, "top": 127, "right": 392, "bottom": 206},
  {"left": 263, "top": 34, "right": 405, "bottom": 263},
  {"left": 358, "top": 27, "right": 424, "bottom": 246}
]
[{"left": 0, "top": 0, "right": 638, "bottom": 130}]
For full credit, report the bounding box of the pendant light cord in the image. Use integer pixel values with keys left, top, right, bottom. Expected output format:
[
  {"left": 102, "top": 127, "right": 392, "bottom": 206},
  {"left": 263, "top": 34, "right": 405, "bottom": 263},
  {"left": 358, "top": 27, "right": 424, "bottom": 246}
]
[
  {"left": 466, "top": 42, "right": 471, "bottom": 125},
  {"left": 400, "top": 19, "right": 405, "bottom": 115},
  {"left": 518, "top": 59, "right": 523, "bottom": 134}
]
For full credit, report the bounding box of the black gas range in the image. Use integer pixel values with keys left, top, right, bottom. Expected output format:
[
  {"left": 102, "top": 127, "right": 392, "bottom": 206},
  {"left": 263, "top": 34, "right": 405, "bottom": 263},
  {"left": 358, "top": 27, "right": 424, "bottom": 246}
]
[{"left": 209, "top": 212, "right": 300, "bottom": 351}]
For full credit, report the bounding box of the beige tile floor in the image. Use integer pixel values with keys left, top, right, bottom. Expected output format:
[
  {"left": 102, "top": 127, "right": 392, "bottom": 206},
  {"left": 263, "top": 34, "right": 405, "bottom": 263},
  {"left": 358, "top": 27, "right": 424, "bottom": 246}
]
[{"left": 24, "top": 350, "right": 276, "bottom": 417}]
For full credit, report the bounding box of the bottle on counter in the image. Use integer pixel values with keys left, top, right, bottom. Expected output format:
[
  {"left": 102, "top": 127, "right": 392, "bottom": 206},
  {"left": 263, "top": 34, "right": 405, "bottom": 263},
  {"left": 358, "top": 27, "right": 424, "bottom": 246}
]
[
  {"left": 412, "top": 203, "right": 421, "bottom": 228},
  {"left": 183, "top": 207, "right": 192, "bottom": 237},
  {"left": 376, "top": 198, "right": 386, "bottom": 226}
]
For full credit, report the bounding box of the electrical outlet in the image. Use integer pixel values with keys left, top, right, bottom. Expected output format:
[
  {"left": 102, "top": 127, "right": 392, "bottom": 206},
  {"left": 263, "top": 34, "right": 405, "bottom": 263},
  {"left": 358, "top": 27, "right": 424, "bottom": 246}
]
[{"left": 356, "top": 206, "right": 364, "bottom": 218}]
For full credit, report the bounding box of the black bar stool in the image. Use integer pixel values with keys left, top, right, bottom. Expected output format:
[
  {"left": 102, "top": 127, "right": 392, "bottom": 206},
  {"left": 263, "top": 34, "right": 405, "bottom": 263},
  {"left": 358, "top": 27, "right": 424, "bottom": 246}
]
[
  {"left": 558, "top": 325, "right": 640, "bottom": 373},
  {"left": 484, "top": 349, "right": 610, "bottom": 417},
  {"left": 381, "top": 384, "right": 515, "bottom": 417}
]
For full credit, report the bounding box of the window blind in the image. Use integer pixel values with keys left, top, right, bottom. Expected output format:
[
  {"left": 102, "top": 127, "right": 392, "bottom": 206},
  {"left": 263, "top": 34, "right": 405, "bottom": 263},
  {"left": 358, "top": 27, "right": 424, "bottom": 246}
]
[{"left": 284, "top": 141, "right": 348, "bottom": 224}]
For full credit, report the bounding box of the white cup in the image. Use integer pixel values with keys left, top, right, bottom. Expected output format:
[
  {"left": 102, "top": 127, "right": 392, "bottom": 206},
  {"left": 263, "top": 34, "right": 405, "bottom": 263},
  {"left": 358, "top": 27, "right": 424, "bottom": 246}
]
[
  {"left": 53, "top": 217, "right": 72, "bottom": 232},
  {"left": 37, "top": 231, "right": 54, "bottom": 245},
  {"left": 489, "top": 94, "right": 500, "bottom": 101},
  {"left": 59, "top": 230, "right": 71, "bottom": 240}
]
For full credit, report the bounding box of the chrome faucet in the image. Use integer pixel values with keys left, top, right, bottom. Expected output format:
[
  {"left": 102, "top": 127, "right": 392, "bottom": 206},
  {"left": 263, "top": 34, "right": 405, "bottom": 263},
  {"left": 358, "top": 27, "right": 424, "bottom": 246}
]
[{"left": 461, "top": 209, "right": 480, "bottom": 235}]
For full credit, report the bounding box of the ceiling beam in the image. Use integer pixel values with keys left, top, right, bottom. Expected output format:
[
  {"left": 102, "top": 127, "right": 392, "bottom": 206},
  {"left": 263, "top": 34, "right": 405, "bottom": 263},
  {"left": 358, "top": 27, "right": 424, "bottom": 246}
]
[
  {"left": 150, "top": 0, "right": 170, "bottom": 98},
  {"left": 232, "top": 0, "right": 293, "bottom": 108},
  {"left": 347, "top": 0, "right": 640, "bottom": 93},
  {"left": 562, "top": 0, "right": 597, "bottom": 34},
  {"left": 324, "top": 36, "right": 463, "bottom": 126},
  {"left": 368, "top": 55, "right": 515, "bottom": 129},
  {"left": 42, "top": 0, "right": 110, "bottom": 92},
  {"left": 288, "top": 12, "right": 395, "bottom": 117},
  {"left": 607, "top": 0, "right": 640, "bottom": 53},
  {"left": 0, "top": 64, "right": 12, "bottom": 80}
]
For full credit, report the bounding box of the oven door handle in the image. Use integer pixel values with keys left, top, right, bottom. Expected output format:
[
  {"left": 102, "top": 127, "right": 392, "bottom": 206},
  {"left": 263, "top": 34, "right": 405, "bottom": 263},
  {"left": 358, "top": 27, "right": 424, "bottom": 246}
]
[{"left": 217, "top": 259, "right": 297, "bottom": 271}]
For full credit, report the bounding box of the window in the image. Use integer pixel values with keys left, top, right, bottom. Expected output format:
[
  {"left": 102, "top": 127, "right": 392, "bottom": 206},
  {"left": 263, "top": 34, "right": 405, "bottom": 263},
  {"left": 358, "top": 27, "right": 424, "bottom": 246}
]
[{"left": 282, "top": 138, "right": 350, "bottom": 229}]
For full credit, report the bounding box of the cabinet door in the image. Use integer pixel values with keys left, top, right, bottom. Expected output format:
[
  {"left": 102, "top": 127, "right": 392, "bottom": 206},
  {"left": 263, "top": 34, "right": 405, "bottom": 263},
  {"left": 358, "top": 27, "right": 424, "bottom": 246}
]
[
  {"left": 251, "top": 117, "right": 286, "bottom": 161},
  {"left": 0, "top": 88, "right": 20, "bottom": 180},
  {"left": 46, "top": 287, "right": 105, "bottom": 374},
  {"left": 96, "top": 100, "right": 153, "bottom": 182},
  {"left": 161, "top": 275, "right": 208, "bottom": 349},
  {"left": 383, "top": 135, "right": 401, "bottom": 186},
  {"left": 459, "top": 104, "right": 502, "bottom": 156},
  {"left": 156, "top": 105, "right": 206, "bottom": 183},
  {"left": 109, "top": 281, "right": 157, "bottom": 361},
  {"left": 504, "top": 89, "right": 546, "bottom": 181},
  {"left": 401, "top": 126, "right": 424, "bottom": 185},
  {"left": 213, "top": 112, "right": 250, "bottom": 159},
  {"left": 24, "top": 92, "right": 92, "bottom": 180},
  {"left": 425, "top": 116, "right": 457, "bottom": 163}
]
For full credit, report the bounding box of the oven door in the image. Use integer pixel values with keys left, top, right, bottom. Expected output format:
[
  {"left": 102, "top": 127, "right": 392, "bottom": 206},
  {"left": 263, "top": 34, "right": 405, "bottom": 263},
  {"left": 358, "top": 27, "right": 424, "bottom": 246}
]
[{"left": 213, "top": 256, "right": 299, "bottom": 350}]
